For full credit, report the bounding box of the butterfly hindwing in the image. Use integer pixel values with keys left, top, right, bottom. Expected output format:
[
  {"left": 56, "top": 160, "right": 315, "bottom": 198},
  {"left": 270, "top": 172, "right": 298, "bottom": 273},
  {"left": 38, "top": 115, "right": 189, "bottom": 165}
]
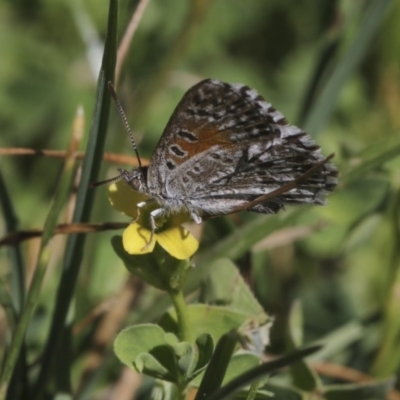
[{"left": 146, "top": 79, "right": 337, "bottom": 215}]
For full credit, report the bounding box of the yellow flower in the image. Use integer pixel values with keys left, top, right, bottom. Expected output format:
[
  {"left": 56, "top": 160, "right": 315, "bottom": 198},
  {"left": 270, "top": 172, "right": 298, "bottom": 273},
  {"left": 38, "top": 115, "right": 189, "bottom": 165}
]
[{"left": 108, "top": 180, "right": 199, "bottom": 260}]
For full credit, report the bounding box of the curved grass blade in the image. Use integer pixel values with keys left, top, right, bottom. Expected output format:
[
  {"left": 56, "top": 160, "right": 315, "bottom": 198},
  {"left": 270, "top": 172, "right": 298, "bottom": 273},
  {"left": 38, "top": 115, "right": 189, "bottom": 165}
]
[
  {"left": 194, "top": 331, "right": 238, "bottom": 400},
  {"left": 204, "top": 345, "right": 322, "bottom": 400},
  {"left": 297, "top": 36, "right": 340, "bottom": 125},
  {"left": 0, "top": 170, "right": 25, "bottom": 313},
  {"left": 33, "top": 0, "right": 118, "bottom": 395},
  {"left": 323, "top": 378, "right": 396, "bottom": 400},
  {"left": 0, "top": 108, "right": 83, "bottom": 399},
  {"left": 304, "top": 0, "right": 391, "bottom": 136},
  {"left": 340, "top": 136, "right": 400, "bottom": 186},
  {"left": 0, "top": 174, "right": 25, "bottom": 400},
  {"left": 195, "top": 209, "right": 303, "bottom": 267}
]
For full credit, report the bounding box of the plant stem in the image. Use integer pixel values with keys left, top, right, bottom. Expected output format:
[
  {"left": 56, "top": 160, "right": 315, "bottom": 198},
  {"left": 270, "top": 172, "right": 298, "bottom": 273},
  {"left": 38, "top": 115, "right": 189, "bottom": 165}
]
[
  {"left": 246, "top": 381, "right": 260, "bottom": 400},
  {"left": 170, "top": 382, "right": 187, "bottom": 400},
  {"left": 0, "top": 108, "right": 83, "bottom": 398},
  {"left": 0, "top": 249, "right": 51, "bottom": 399},
  {"left": 168, "top": 289, "right": 191, "bottom": 343}
]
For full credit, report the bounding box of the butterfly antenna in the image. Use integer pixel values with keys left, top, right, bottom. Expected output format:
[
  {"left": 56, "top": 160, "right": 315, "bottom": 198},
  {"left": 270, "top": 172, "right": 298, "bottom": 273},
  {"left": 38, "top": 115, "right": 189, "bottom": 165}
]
[
  {"left": 90, "top": 172, "right": 124, "bottom": 188},
  {"left": 108, "top": 81, "right": 143, "bottom": 170}
]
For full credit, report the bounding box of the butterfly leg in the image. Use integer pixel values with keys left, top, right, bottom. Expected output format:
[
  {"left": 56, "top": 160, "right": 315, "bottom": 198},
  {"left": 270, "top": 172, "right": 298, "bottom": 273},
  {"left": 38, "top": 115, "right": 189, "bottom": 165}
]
[
  {"left": 141, "top": 208, "right": 165, "bottom": 251},
  {"left": 191, "top": 212, "right": 202, "bottom": 224},
  {"left": 132, "top": 200, "right": 160, "bottom": 251},
  {"left": 133, "top": 200, "right": 155, "bottom": 223}
]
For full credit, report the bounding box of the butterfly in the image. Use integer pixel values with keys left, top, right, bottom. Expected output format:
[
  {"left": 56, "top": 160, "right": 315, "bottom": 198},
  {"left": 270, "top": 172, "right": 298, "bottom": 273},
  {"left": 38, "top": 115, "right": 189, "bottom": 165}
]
[{"left": 94, "top": 79, "right": 337, "bottom": 246}]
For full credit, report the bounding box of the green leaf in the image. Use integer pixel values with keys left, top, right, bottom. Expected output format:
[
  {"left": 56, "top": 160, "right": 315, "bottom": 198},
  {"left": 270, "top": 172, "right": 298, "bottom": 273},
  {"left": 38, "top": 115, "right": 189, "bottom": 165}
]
[
  {"left": 111, "top": 236, "right": 170, "bottom": 290},
  {"left": 307, "top": 321, "right": 364, "bottom": 362},
  {"left": 111, "top": 236, "right": 192, "bottom": 291},
  {"left": 159, "top": 304, "right": 254, "bottom": 344},
  {"left": 113, "top": 323, "right": 210, "bottom": 384},
  {"left": 199, "top": 258, "right": 272, "bottom": 353},
  {"left": 223, "top": 353, "right": 261, "bottom": 385},
  {"left": 262, "top": 384, "right": 303, "bottom": 400},
  {"left": 172, "top": 342, "right": 195, "bottom": 378},
  {"left": 219, "top": 353, "right": 262, "bottom": 387},
  {"left": 288, "top": 301, "right": 303, "bottom": 348},
  {"left": 135, "top": 353, "right": 173, "bottom": 381},
  {"left": 195, "top": 331, "right": 239, "bottom": 400},
  {"left": 200, "top": 259, "right": 268, "bottom": 320},
  {"left": 135, "top": 213, "right": 311, "bottom": 326},
  {"left": 323, "top": 378, "right": 396, "bottom": 400},
  {"left": 191, "top": 334, "right": 214, "bottom": 380},
  {"left": 114, "top": 324, "right": 181, "bottom": 382},
  {"left": 114, "top": 324, "right": 171, "bottom": 366},
  {"left": 191, "top": 353, "right": 261, "bottom": 388},
  {"left": 288, "top": 358, "right": 319, "bottom": 393},
  {"left": 287, "top": 301, "right": 320, "bottom": 392}
]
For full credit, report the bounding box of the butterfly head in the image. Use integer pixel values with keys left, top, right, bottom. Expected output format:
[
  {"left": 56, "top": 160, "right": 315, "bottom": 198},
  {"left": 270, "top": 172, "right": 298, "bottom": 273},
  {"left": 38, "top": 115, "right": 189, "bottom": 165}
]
[{"left": 118, "top": 167, "right": 148, "bottom": 193}]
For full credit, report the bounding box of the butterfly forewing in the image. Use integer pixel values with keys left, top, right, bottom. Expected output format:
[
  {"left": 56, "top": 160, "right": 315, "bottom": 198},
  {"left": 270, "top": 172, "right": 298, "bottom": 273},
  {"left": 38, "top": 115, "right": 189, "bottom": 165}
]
[{"left": 146, "top": 79, "right": 337, "bottom": 216}]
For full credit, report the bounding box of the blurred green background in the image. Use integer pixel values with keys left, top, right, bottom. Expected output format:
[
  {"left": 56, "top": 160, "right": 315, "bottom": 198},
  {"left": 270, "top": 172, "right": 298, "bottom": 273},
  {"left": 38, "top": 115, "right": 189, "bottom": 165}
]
[{"left": 1, "top": 0, "right": 400, "bottom": 398}]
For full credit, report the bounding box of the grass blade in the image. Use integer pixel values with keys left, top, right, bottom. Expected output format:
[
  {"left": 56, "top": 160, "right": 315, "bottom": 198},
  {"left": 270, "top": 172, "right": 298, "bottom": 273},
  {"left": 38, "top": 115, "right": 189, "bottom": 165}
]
[
  {"left": 195, "top": 331, "right": 238, "bottom": 400},
  {"left": 340, "top": 136, "right": 400, "bottom": 185},
  {"left": 304, "top": 0, "right": 391, "bottom": 136},
  {"left": 204, "top": 345, "right": 322, "bottom": 400},
  {"left": 0, "top": 170, "right": 25, "bottom": 313},
  {"left": 32, "top": 0, "right": 118, "bottom": 395},
  {"left": 0, "top": 108, "right": 83, "bottom": 398},
  {"left": 195, "top": 209, "right": 303, "bottom": 267}
]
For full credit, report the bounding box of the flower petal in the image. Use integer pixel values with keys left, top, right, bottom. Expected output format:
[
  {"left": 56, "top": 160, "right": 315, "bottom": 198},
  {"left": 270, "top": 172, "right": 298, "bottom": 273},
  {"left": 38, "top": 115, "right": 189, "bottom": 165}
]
[
  {"left": 109, "top": 180, "right": 149, "bottom": 219},
  {"left": 156, "top": 226, "right": 199, "bottom": 260},
  {"left": 123, "top": 223, "right": 156, "bottom": 255}
]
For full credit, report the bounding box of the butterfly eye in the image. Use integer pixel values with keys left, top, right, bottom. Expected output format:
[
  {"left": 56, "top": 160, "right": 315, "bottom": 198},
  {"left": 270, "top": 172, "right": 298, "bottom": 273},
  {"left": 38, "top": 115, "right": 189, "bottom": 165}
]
[
  {"left": 118, "top": 169, "right": 143, "bottom": 192},
  {"left": 130, "top": 177, "right": 142, "bottom": 191}
]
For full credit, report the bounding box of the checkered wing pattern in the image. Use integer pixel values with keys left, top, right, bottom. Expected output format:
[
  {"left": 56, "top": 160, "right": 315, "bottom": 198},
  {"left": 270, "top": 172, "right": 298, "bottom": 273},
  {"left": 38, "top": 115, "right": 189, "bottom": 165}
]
[{"left": 147, "top": 79, "right": 337, "bottom": 215}]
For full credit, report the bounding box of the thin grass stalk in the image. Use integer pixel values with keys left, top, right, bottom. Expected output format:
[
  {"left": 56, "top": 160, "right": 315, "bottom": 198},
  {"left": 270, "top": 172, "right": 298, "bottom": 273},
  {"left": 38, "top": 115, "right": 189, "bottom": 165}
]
[
  {"left": 204, "top": 346, "right": 321, "bottom": 400},
  {"left": 115, "top": 0, "right": 150, "bottom": 86},
  {"left": 304, "top": 0, "right": 391, "bottom": 136},
  {"left": 32, "top": 1, "right": 118, "bottom": 396},
  {"left": 371, "top": 188, "right": 400, "bottom": 377},
  {"left": 0, "top": 170, "right": 25, "bottom": 314},
  {"left": 0, "top": 107, "right": 83, "bottom": 399},
  {"left": 245, "top": 382, "right": 261, "bottom": 400}
]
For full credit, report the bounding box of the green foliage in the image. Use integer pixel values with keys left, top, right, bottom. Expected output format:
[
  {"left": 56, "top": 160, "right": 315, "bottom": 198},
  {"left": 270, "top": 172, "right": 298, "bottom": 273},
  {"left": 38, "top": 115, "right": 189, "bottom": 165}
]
[
  {"left": 112, "top": 235, "right": 191, "bottom": 291},
  {"left": 114, "top": 324, "right": 213, "bottom": 386},
  {"left": 1, "top": 0, "right": 400, "bottom": 399}
]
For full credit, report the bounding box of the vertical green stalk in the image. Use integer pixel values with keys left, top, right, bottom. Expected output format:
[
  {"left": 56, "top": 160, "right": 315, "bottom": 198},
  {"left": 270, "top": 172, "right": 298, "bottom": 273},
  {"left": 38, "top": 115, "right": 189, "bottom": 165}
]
[
  {"left": 0, "top": 108, "right": 83, "bottom": 399},
  {"left": 168, "top": 288, "right": 191, "bottom": 343},
  {"left": 0, "top": 170, "right": 25, "bottom": 314},
  {"left": 195, "top": 331, "right": 238, "bottom": 400},
  {"left": 371, "top": 188, "right": 400, "bottom": 377},
  {"left": 246, "top": 382, "right": 260, "bottom": 400},
  {"left": 33, "top": 0, "right": 117, "bottom": 396}
]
